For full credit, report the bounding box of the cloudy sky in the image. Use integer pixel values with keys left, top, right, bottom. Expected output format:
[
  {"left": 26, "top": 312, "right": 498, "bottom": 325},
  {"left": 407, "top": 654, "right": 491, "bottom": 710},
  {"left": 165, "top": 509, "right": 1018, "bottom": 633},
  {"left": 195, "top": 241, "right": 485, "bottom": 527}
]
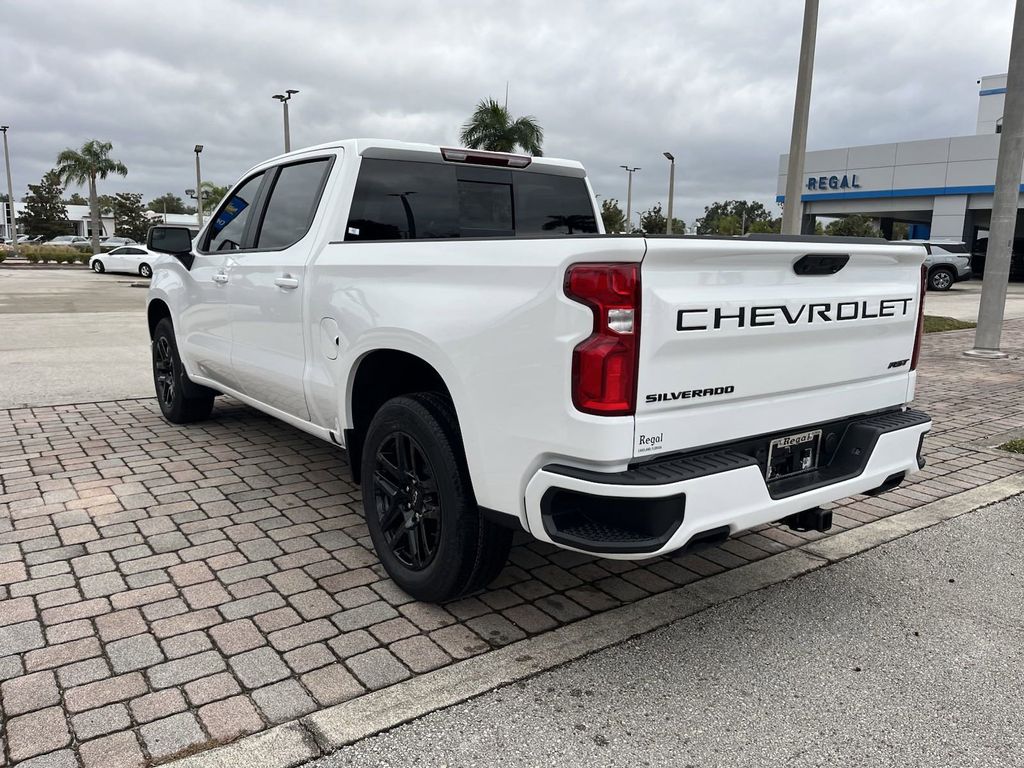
[{"left": 0, "top": 0, "right": 1015, "bottom": 227}]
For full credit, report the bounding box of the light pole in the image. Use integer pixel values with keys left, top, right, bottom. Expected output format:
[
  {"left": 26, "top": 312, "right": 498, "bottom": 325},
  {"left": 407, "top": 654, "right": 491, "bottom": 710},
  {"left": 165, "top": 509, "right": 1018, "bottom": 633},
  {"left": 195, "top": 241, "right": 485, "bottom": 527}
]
[
  {"left": 620, "top": 165, "right": 640, "bottom": 232},
  {"left": 781, "top": 0, "right": 819, "bottom": 235},
  {"left": 967, "top": 0, "right": 1024, "bottom": 358},
  {"left": 663, "top": 152, "right": 676, "bottom": 234},
  {"left": 273, "top": 89, "right": 299, "bottom": 153},
  {"left": 1, "top": 126, "right": 16, "bottom": 248},
  {"left": 194, "top": 145, "right": 204, "bottom": 227}
]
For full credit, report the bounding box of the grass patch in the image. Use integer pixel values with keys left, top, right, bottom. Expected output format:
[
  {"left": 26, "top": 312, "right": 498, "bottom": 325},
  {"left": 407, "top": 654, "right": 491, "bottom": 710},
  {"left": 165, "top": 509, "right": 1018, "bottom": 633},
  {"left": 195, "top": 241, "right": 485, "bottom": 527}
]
[
  {"left": 923, "top": 315, "right": 976, "bottom": 333},
  {"left": 999, "top": 439, "right": 1024, "bottom": 454}
]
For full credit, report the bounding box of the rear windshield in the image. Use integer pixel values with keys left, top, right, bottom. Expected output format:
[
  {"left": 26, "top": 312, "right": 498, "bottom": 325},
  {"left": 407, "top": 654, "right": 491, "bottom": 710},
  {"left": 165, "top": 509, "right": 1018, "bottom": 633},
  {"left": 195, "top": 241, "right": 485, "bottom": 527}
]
[{"left": 345, "top": 158, "right": 597, "bottom": 241}]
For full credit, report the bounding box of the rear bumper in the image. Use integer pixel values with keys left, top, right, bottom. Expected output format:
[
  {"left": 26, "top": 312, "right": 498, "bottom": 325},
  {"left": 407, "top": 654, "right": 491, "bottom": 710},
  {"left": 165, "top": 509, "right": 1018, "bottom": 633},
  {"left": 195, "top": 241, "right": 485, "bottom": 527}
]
[{"left": 524, "top": 409, "right": 930, "bottom": 558}]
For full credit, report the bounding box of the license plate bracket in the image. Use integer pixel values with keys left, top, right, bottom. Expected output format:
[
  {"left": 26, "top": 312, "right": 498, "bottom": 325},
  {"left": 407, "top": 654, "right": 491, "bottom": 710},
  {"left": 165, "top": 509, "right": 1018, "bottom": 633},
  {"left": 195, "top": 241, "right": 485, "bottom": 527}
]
[{"left": 766, "top": 429, "right": 822, "bottom": 481}]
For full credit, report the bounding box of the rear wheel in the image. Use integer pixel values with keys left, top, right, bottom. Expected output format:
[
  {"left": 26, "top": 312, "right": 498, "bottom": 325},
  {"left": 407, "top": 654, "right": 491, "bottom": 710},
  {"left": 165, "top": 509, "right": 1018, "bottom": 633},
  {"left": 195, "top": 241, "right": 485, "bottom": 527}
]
[
  {"left": 928, "top": 267, "right": 955, "bottom": 291},
  {"left": 361, "top": 393, "right": 512, "bottom": 603},
  {"left": 152, "top": 318, "right": 215, "bottom": 424},
  {"left": 92, "top": 260, "right": 105, "bottom": 273},
  {"left": 139, "top": 263, "right": 152, "bottom": 278}
]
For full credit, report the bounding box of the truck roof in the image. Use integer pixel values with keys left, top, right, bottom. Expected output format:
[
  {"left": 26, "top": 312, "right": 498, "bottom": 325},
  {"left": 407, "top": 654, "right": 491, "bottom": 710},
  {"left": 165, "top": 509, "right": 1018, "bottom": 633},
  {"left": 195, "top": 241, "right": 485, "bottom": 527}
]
[{"left": 256, "top": 138, "right": 586, "bottom": 176}]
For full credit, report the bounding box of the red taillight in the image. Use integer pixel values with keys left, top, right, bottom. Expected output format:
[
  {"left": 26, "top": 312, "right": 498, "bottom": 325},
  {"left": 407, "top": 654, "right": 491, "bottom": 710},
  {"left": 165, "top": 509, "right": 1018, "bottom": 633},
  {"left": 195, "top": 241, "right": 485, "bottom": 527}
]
[
  {"left": 564, "top": 263, "right": 641, "bottom": 416},
  {"left": 911, "top": 263, "right": 927, "bottom": 370}
]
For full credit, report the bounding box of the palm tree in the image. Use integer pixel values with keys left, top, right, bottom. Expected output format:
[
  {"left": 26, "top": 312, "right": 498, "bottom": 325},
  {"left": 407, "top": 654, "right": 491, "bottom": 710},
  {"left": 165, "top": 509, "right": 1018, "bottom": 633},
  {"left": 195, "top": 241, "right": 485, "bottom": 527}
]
[
  {"left": 459, "top": 98, "right": 544, "bottom": 156},
  {"left": 55, "top": 140, "right": 128, "bottom": 254}
]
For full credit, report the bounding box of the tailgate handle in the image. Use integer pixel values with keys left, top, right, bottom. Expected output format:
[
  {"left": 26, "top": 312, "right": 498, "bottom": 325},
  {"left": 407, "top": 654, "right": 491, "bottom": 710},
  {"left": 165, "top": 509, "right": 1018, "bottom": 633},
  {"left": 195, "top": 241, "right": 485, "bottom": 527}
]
[{"left": 794, "top": 254, "right": 849, "bottom": 275}]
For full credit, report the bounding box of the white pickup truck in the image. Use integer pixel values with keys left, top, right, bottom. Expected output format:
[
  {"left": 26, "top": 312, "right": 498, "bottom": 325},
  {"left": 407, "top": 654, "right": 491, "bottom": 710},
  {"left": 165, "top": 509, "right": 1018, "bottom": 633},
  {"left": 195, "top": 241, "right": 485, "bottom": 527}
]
[{"left": 145, "top": 139, "right": 931, "bottom": 602}]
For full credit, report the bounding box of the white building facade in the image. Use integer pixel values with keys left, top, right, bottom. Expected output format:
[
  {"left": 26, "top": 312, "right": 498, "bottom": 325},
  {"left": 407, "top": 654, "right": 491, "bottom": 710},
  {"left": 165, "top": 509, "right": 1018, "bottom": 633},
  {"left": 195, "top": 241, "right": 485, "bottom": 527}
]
[
  {"left": 1, "top": 203, "right": 116, "bottom": 240},
  {"left": 777, "top": 73, "right": 1015, "bottom": 244}
]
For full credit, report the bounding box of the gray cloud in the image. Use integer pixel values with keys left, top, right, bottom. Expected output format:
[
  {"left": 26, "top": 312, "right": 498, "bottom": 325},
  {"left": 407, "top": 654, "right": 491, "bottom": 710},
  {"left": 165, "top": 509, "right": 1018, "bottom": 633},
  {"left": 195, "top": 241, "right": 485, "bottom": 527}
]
[{"left": 0, "top": 0, "right": 1014, "bottom": 226}]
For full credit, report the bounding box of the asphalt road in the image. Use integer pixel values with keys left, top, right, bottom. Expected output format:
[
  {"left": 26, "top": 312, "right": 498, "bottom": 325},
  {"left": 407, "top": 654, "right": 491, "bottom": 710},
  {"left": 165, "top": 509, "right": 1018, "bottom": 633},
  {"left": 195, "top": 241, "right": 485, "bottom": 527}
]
[
  {"left": 0, "top": 267, "right": 153, "bottom": 407},
  {"left": 310, "top": 495, "right": 1024, "bottom": 768}
]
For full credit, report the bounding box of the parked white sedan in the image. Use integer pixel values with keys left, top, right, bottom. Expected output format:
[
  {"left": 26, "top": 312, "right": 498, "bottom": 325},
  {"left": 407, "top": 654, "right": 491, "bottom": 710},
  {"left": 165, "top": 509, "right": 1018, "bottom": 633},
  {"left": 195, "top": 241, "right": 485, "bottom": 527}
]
[{"left": 89, "top": 245, "right": 157, "bottom": 278}]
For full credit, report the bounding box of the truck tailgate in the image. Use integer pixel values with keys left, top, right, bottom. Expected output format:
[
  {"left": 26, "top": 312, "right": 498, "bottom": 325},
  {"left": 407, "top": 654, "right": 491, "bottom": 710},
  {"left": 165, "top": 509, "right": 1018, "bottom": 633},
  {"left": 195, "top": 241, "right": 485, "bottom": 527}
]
[{"left": 633, "top": 238, "right": 925, "bottom": 459}]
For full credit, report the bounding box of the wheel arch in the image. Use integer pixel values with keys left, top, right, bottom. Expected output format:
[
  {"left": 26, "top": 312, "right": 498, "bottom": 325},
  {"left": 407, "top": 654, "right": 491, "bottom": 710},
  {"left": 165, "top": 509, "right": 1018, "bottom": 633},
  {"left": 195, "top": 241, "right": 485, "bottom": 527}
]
[
  {"left": 147, "top": 299, "right": 172, "bottom": 339},
  {"left": 345, "top": 348, "right": 459, "bottom": 483}
]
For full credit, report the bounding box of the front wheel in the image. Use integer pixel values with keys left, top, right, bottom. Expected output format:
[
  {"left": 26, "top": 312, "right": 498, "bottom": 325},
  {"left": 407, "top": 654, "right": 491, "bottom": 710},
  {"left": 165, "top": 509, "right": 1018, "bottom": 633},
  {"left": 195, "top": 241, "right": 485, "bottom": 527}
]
[
  {"left": 152, "top": 318, "right": 215, "bottom": 424},
  {"left": 92, "top": 260, "right": 105, "bottom": 273},
  {"left": 361, "top": 393, "right": 512, "bottom": 603},
  {"left": 928, "top": 267, "right": 955, "bottom": 291},
  {"left": 139, "top": 263, "right": 152, "bottom": 278}
]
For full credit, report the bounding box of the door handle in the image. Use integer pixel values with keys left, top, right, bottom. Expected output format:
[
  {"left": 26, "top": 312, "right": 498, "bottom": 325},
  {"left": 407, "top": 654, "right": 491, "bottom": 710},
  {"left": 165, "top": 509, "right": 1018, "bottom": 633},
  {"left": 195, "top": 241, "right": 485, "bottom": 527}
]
[
  {"left": 212, "top": 272, "right": 228, "bottom": 284},
  {"left": 275, "top": 275, "right": 299, "bottom": 290}
]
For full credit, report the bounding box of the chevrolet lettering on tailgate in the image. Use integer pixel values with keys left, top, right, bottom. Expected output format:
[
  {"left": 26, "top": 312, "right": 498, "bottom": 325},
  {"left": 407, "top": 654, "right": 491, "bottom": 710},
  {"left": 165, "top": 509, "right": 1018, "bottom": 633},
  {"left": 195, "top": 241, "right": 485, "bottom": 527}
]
[{"left": 676, "top": 297, "right": 914, "bottom": 332}]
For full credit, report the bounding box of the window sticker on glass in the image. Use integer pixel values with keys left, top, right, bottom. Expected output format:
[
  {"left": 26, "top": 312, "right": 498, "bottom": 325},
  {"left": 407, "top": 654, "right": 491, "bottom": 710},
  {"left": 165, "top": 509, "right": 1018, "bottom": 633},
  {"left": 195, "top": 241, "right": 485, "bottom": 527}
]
[{"left": 211, "top": 197, "right": 249, "bottom": 236}]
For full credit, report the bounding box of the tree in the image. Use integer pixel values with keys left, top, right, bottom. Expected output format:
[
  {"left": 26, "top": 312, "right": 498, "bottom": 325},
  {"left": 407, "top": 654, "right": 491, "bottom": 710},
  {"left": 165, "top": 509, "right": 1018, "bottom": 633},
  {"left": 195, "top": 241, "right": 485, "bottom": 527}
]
[
  {"left": 109, "top": 193, "right": 151, "bottom": 241},
  {"left": 200, "top": 182, "right": 228, "bottom": 214},
  {"left": 695, "top": 200, "right": 776, "bottom": 235},
  {"left": 459, "top": 98, "right": 543, "bottom": 155},
  {"left": 19, "top": 170, "right": 71, "bottom": 239},
  {"left": 55, "top": 140, "right": 128, "bottom": 253},
  {"left": 147, "top": 193, "right": 188, "bottom": 215},
  {"left": 96, "top": 195, "right": 116, "bottom": 216},
  {"left": 630, "top": 202, "right": 685, "bottom": 235},
  {"left": 824, "top": 215, "right": 881, "bottom": 238},
  {"left": 65, "top": 192, "right": 88, "bottom": 206},
  {"left": 601, "top": 198, "right": 627, "bottom": 233}
]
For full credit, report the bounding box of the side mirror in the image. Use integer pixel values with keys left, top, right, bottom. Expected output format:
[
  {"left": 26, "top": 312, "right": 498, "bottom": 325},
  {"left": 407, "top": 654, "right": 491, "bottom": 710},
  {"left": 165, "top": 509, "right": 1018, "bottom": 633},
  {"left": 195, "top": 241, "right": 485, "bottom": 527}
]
[{"left": 147, "top": 225, "right": 196, "bottom": 269}]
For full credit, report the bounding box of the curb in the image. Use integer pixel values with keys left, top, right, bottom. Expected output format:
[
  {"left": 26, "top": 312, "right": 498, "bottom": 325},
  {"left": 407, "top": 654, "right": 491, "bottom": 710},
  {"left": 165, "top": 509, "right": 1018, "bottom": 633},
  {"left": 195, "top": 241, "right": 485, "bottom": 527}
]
[{"left": 167, "top": 473, "right": 1024, "bottom": 768}]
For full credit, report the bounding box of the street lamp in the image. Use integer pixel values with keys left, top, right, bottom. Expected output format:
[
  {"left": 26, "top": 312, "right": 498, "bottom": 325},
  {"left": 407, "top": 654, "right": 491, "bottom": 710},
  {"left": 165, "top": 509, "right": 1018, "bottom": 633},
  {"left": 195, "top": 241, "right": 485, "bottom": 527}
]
[
  {"left": 663, "top": 152, "right": 676, "bottom": 235},
  {"left": 619, "top": 165, "right": 640, "bottom": 232},
  {"left": 1, "top": 126, "right": 16, "bottom": 249},
  {"left": 272, "top": 89, "right": 299, "bottom": 153},
  {"left": 194, "top": 145, "right": 204, "bottom": 227}
]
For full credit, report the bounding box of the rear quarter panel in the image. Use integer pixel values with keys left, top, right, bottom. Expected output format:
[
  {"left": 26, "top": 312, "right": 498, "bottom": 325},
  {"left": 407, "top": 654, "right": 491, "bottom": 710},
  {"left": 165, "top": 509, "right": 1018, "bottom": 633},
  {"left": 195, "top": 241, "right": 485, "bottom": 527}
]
[{"left": 306, "top": 237, "right": 647, "bottom": 515}]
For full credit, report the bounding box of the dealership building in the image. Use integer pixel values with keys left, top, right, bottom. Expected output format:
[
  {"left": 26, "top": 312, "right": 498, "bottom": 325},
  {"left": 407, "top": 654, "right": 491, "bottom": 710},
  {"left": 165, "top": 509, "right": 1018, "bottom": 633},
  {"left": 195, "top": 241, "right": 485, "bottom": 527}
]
[
  {"left": 777, "top": 73, "right": 1017, "bottom": 244},
  {"left": 0, "top": 203, "right": 115, "bottom": 240}
]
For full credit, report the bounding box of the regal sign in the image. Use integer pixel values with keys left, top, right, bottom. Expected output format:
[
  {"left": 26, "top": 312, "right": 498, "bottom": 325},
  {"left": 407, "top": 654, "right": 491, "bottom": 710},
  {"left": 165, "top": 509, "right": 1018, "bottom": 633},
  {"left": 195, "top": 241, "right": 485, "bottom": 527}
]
[{"left": 806, "top": 174, "right": 861, "bottom": 191}]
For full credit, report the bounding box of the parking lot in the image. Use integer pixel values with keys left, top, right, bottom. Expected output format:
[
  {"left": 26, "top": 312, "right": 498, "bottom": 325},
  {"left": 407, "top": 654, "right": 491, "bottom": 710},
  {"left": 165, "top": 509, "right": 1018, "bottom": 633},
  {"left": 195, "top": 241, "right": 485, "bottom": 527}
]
[
  {"left": 2, "top": 267, "right": 1024, "bottom": 766},
  {"left": 0, "top": 268, "right": 151, "bottom": 409}
]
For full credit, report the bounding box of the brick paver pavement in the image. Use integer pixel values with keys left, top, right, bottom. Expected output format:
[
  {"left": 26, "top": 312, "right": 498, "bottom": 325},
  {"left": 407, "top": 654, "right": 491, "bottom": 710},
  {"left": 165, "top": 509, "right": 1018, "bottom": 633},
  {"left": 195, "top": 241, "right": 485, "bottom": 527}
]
[{"left": 2, "top": 322, "right": 1024, "bottom": 766}]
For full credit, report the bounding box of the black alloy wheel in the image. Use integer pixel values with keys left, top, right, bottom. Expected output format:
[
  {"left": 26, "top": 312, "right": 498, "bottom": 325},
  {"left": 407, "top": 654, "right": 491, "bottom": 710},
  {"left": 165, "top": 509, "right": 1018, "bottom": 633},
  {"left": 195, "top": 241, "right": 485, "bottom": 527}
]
[
  {"left": 153, "top": 335, "right": 176, "bottom": 409},
  {"left": 372, "top": 431, "right": 442, "bottom": 570},
  {"left": 360, "top": 393, "right": 513, "bottom": 602},
  {"left": 150, "top": 317, "right": 216, "bottom": 424}
]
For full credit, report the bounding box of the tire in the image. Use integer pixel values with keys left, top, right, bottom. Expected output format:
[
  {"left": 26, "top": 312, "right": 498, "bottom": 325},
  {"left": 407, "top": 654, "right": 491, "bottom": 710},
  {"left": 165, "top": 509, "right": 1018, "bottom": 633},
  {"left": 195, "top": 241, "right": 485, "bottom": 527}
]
[
  {"left": 152, "top": 318, "right": 215, "bottom": 424},
  {"left": 928, "top": 267, "right": 955, "bottom": 291},
  {"left": 361, "top": 393, "right": 513, "bottom": 602},
  {"left": 139, "top": 263, "right": 152, "bottom": 278},
  {"left": 92, "top": 260, "right": 105, "bottom": 273}
]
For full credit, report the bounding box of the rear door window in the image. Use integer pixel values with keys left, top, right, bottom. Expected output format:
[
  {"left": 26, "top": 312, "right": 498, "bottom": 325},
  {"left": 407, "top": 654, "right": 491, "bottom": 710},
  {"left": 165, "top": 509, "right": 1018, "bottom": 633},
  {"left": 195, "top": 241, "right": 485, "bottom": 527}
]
[{"left": 256, "top": 158, "right": 333, "bottom": 249}]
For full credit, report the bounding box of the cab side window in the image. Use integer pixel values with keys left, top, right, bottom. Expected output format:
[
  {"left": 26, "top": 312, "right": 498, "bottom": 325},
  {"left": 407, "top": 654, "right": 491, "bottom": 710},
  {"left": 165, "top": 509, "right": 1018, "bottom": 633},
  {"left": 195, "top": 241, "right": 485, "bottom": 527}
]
[
  {"left": 205, "top": 172, "right": 266, "bottom": 252},
  {"left": 256, "top": 159, "right": 332, "bottom": 249}
]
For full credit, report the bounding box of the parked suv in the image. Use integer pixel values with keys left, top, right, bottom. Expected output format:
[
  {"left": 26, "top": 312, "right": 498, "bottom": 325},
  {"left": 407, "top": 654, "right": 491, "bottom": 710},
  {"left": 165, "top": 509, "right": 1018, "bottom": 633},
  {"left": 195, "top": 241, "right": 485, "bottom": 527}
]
[{"left": 893, "top": 240, "right": 972, "bottom": 291}]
